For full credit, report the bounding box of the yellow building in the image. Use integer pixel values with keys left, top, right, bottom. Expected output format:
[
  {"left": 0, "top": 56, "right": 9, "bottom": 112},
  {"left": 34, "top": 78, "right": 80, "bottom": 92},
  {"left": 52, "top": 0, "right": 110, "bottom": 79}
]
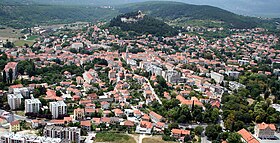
[{"left": 9, "top": 120, "right": 20, "bottom": 132}]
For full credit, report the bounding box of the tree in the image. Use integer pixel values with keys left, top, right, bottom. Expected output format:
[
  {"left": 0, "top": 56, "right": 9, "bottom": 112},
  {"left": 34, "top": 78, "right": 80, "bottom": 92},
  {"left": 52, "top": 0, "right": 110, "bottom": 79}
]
[
  {"left": 227, "top": 132, "right": 242, "bottom": 143},
  {"left": 205, "top": 124, "right": 222, "bottom": 141},
  {"left": 224, "top": 113, "right": 235, "bottom": 131},
  {"left": 3, "top": 70, "right": 6, "bottom": 83},
  {"left": 8, "top": 68, "right": 13, "bottom": 84},
  {"left": 194, "top": 126, "right": 204, "bottom": 136}
]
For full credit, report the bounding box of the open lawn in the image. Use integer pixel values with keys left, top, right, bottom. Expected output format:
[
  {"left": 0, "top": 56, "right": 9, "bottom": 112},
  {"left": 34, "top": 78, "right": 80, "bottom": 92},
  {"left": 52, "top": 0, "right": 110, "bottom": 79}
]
[
  {"left": 14, "top": 40, "right": 35, "bottom": 47},
  {"left": 142, "top": 137, "right": 176, "bottom": 143},
  {"left": 26, "top": 35, "right": 39, "bottom": 41},
  {"left": 95, "top": 132, "right": 136, "bottom": 143},
  {"left": 0, "top": 27, "right": 22, "bottom": 38}
]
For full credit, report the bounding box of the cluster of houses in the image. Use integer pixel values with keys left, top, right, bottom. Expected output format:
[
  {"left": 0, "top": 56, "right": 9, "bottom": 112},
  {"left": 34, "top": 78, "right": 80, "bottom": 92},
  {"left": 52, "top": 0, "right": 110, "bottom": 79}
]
[{"left": 0, "top": 21, "right": 279, "bottom": 143}]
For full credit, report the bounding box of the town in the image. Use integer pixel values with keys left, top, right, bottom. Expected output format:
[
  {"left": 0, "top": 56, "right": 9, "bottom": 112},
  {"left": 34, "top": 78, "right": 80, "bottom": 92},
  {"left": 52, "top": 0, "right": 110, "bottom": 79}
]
[{"left": 0, "top": 18, "right": 280, "bottom": 143}]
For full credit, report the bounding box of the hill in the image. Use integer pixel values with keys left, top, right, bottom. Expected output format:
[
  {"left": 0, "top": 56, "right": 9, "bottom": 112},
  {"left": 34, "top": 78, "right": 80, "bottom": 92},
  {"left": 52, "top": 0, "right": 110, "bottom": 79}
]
[
  {"left": 117, "top": 1, "right": 267, "bottom": 29},
  {"left": 0, "top": 1, "right": 277, "bottom": 29},
  {"left": 0, "top": 4, "right": 118, "bottom": 28},
  {"left": 109, "top": 11, "right": 178, "bottom": 36}
]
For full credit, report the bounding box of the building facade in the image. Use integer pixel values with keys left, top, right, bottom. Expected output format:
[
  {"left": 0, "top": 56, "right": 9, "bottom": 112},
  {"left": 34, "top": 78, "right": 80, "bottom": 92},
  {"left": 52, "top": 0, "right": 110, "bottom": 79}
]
[
  {"left": 43, "top": 125, "right": 81, "bottom": 143},
  {"left": 49, "top": 101, "right": 67, "bottom": 119},
  {"left": 7, "top": 94, "right": 23, "bottom": 110},
  {"left": 25, "top": 98, "right": 42, "bottom": 113},
  {"left": 255, "top": 122, "right": 276, "bottom": 139}
]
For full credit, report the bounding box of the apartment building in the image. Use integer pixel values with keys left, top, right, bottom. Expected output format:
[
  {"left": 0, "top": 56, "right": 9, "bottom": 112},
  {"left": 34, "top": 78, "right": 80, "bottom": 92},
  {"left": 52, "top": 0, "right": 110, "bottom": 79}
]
[
  {"left": 49, "top": 101, "right": 67, "bottom": 119},
  {"left": 25, "top": 98, "right": 42, "bottom": 113},
  {"left": 7, "top": 94, "right": 23, "bottom": 110},
  {"left": 43, "top": 125, "right": 81, "bottom": 143}
]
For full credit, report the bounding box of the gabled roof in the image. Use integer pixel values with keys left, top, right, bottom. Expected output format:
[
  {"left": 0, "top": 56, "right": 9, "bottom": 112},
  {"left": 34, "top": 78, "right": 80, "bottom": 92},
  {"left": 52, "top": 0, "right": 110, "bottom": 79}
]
[
  {"left": 237, "top": 128, "right": 259, "bottom": 143},
  {"left": 257, "top": 122, "right": 276, "bottom": 131}
]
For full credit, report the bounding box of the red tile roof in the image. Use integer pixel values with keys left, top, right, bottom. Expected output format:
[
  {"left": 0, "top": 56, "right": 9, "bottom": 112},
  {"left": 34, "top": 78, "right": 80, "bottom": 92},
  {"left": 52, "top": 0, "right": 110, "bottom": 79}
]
[
  {"left": 237, "top": 128, "right": 259, "bottom": 143},
  {"left": 257, "top": 122, "right": 276, "bottom": 130}
]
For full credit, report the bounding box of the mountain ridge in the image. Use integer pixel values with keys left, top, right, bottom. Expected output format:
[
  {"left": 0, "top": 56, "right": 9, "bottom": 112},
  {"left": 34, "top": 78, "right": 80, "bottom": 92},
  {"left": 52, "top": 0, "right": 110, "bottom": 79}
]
[{"left": 0, "top": 1, "right": 278, "bottom": 29}]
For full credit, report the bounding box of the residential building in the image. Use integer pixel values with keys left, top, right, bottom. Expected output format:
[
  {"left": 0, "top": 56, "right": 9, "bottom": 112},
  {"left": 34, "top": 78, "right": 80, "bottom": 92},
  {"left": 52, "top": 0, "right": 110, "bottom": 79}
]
[
  {"left": 81, "top": 120, "right": 91, "bottom": 132},
  {"left": 254, "top": 122, "right": 276, "bottom": 139},
  {"left": 7, "top": 94, "right": 23, "bottom": 110},
  {"left": 225, "top": 71, "right": 240, "bottom": 79},
  {"left": 135, "top": 121, "right": 153, "bottom": 134},
  {"left": 9, "top": 120, "right": 20, "bottom": 132},
  {"left": 229, "top": 81, "right": 246, "bottom": 91},
  {"left": 237, "top": 128, "right": 259, "bottom": 143},
  {"left": 73, "top": 108, "right": 85, "bottom": 120},
  {"left": 49, "top": 101, "right": 67, "bottom": 119},
  {"left": 43, "top": 125, "right": 81, "bottom": 143},
  {"left": 25, "top": 98, "right": 42, "bottom": 113},
  {"left": 149, "top": 111, "right": 163, "bottom": 123},
  {"left": 210, "top": 71, "right": 224, "bottom": 84},
  {"left": 0, "top": 132, "right": 61, "bottom": 143},
  {"left": 4, "top": 62, "right": 18, "bottom": 81},
  {"left": 171, "top": 129, "right": 190, "bottom": 139}
]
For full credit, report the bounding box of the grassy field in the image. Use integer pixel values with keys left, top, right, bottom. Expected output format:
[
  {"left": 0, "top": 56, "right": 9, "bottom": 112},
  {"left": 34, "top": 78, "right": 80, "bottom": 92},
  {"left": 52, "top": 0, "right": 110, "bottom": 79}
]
[
  {"left": 142, "top": 137, "right": 176, "bottom": 143},
  {"left": 26, "top": 35, "right": 39, "bottom": 41},
  {"left": 95, "top": 132, "right": 136, "bottom": 143},
  {"left": 14, "top": 40, "right": 35, "bottom": 47},
  {"left": 0, "top": 27, "right": 22, "bottom": 38}
]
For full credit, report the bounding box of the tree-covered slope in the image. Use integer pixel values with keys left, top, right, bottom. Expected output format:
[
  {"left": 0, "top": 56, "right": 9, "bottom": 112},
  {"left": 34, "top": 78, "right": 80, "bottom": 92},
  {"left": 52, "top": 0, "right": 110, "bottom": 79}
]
[
  {"left": 109, "top": 11, "right": 178, "bottom": 36},
  {"left": 117, "top": 1, "right": 265, "bottom": 29},
  {"left": 0, "top": 1, "right": 277, "bottom": 29},
  {"left": 0, "top": 4, "right": 118, "bottom": 28}
]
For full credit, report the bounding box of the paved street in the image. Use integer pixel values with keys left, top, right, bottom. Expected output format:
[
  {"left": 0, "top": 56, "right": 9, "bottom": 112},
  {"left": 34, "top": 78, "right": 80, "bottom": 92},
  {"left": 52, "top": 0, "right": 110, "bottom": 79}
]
[{"left": 136, "top": 74, "right": 162, "bottom": 105}]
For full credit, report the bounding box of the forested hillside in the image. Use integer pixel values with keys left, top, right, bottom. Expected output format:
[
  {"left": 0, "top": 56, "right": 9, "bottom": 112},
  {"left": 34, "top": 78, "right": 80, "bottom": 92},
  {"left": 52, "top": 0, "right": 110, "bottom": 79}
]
[
  {"left": 118, "top": 1, "right": 273, "bottom": 29},
  {"left": 109, "top": 12, "right": 178, "bottom": 36},
  {"left": 0, "top": 1, "right": 277, "bottom": 29},
  {"left": 0, "top": 4, "right": 117, "bottom": 28}
]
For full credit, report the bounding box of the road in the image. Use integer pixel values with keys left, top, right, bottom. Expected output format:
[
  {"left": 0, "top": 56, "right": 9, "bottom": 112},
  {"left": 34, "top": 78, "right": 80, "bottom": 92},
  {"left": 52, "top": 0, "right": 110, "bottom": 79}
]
[
  {"left": 14, "top": 114, "right": 32, "bottom": 123},
  {"left": 135, "top": 74, "right": 162, "bottom": 105},
  {"left": 139, "top": 134, "right": 145, "bottom": 143},
  {"left": 84, "top": 132, "right": 95, "bottom": 143}
]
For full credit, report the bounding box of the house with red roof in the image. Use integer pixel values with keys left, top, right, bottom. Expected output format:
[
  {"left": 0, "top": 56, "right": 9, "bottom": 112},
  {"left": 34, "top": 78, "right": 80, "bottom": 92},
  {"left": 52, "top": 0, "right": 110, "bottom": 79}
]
[
  {"left": 135, "top": 121, "right": 153, "bottom": 134},
  {"left": 149, "top": 111, "right": 163, "bottom": 123},
  {"left": 238, "top": 128, "right": 259, "bottom": 143},
  {"left": 101, "top": 101, "right": 110, "bottom": 110},
  {"left": 254, "top": 122, "right": 276, "bottom": 139},
  {"left": 81, "top": 120, "right": 91, "bottom": 132},
  {"left": 171, "top": 129, "right": 190, "bottom": 139},
  {"left": 113, "top": 109, "right": 124, "bottom": 117}
]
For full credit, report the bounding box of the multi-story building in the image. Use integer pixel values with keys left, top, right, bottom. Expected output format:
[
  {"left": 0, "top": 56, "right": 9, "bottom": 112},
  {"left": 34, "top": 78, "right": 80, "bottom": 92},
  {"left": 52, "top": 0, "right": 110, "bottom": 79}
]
[
  {"left": 0, "top": 132, "right": 61, "bottom": 143},
  {"left": 73, "top": 108, "right": 85, "bottom": 120},
  {"left": 7, "top": 94, "right": 23, "bottom": 110},
  {"left": 9, "top": 120, "right": 20, "bottom": 132},
  {"left": 255, "top": 122, "right": 276, "bottom": 139},
  {"left": 49, "top": 101, "right": 67, "bottom": 119},
  {"left": 149, "top": 111, "right": 163, "bottom": 123},
  {"left": 12, "top": 88, "right": 30, "bottom": 98},
  {"left": 43, "top": 125, "right": 81, "bottom": 143},
  {"left": 210, "top": 71, "right": 224, "bottom": 84},
  {"left": 4, "top": 62, "right": 18, "bottom": 81},
  {"left": 25, "top": 98, "right": 42, "bottom": 113}
]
